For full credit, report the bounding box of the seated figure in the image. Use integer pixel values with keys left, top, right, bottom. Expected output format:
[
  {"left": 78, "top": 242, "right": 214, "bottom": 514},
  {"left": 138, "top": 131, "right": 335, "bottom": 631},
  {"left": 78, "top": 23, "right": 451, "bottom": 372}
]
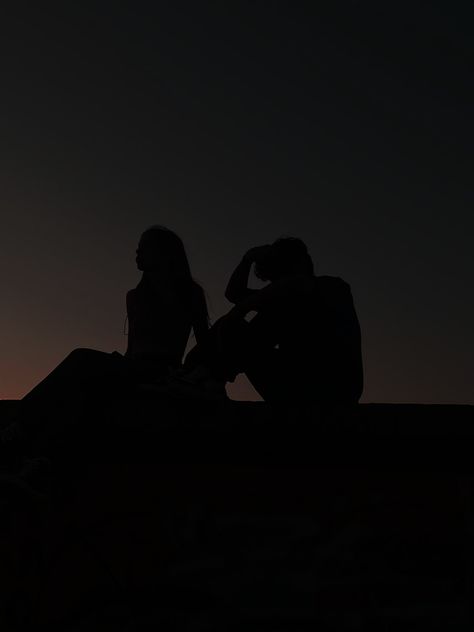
[
  {"left": 180, "top": 237, "right": 363, "bottom": 404},
  {"left": 1, "top": 226, "right": 209, "bottom": 453}
]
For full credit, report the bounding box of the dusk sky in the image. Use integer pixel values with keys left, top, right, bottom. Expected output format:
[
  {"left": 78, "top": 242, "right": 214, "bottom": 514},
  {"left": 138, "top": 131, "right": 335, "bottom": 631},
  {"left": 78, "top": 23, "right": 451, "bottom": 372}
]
[{"left": 1, "top": 2, "right": 472, "bottom": 403}]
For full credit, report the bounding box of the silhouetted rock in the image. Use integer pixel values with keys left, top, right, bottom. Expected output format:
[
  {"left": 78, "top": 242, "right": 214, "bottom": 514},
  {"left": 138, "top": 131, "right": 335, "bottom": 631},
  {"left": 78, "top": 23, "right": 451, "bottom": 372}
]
[{"left": 1, "top": 400, "right": 473, "bottom": 630}]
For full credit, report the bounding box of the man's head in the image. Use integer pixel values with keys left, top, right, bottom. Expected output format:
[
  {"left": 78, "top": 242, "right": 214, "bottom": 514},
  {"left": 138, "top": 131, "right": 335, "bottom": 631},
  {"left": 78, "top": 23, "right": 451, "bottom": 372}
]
[{"left": 254, "top": 237, "right": 314, "bottom": 282}]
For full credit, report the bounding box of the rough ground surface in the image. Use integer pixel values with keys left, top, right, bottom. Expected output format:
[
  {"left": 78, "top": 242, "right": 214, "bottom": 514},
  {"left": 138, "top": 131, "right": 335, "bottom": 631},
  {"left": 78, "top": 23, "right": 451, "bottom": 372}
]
[{"left": 1, "top": 399, "right": 473, "bottom": 630}]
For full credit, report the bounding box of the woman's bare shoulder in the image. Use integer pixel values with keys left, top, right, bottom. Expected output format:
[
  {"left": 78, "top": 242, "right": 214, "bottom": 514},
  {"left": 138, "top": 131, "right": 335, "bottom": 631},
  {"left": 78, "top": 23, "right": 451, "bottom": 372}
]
[{"left": 126, "top": 288, "right": 139, "bottom": 309}]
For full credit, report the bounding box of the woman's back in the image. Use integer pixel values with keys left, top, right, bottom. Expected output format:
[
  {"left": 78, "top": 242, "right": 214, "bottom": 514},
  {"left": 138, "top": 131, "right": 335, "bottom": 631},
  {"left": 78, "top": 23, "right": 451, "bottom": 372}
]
[{"left": 126, "top": 278, "right": 207, "bottom": 369}]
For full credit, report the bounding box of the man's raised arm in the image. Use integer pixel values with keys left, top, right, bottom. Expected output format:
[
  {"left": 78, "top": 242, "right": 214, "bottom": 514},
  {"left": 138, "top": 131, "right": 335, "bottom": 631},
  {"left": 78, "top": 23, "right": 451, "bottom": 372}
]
[
  {"left": 224, "top": 246, "right": 269, "bottom": 304},
  {"left": 230, "top": 273, "right": 314, "bottom": 317}
]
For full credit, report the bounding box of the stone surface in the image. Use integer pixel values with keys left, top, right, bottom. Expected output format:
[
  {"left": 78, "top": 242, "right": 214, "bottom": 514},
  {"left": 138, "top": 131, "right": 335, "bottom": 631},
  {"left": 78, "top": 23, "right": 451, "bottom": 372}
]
[{"left": 1, "top": 400, "right": 474, "bottom": 629}]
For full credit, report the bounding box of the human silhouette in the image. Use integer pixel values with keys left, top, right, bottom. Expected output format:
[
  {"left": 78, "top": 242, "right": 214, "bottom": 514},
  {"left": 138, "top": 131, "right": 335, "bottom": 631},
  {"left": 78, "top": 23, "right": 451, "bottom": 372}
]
[
  {"left": 177, "top": 237, "right": 363, "bottom": 404},
  {"left": 1, "top": 226, "right": 209, "bottom": 452}
]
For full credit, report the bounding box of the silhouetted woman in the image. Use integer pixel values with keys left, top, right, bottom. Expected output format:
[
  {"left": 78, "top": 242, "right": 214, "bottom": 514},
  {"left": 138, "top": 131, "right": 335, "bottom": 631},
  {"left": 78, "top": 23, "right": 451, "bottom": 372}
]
[
  {"left": 125, "top": 225, "right": 209, "bottom": 371},
  {"left": 2, "top": 226, "right": 209, "bottom": 450}
]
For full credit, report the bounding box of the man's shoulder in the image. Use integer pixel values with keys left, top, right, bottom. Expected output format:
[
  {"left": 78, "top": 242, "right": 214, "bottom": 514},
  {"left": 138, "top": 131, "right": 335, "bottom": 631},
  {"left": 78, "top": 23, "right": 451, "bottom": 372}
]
[
  {"left": 277, "top": 274, "right": 351, "bottom": 296},
  {"left": 313, "top": 275, "right": 349, "bottom": 287},
  {"left": 313, "top": 276, "right": 353, "bottom": 301}
]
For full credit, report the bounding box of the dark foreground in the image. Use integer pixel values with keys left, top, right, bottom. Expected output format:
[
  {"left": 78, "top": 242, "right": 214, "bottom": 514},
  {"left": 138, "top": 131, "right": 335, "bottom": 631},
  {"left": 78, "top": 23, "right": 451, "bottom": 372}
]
[{"left": 1, "top": 399, "right": 474, "bottom": 630}]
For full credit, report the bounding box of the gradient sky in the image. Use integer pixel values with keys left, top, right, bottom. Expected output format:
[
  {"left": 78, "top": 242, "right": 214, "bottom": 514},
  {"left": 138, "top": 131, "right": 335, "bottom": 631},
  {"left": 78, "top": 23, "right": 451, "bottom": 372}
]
[{"left": 1, "top": 2, "right": 472, "bottom": 403}]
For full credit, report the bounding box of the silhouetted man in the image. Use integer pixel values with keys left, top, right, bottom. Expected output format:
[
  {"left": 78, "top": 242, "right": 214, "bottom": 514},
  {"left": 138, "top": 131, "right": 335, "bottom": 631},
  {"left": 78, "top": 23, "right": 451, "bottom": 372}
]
[{"left": 180, "top": 237, "right": 363, "bottom": 404}]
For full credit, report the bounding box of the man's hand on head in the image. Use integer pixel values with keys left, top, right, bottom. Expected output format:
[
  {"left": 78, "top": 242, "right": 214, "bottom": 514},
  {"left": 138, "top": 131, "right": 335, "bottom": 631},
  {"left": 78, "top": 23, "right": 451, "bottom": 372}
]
[{"left": 243, "top": 245, "right": 271, "bottom": 264}]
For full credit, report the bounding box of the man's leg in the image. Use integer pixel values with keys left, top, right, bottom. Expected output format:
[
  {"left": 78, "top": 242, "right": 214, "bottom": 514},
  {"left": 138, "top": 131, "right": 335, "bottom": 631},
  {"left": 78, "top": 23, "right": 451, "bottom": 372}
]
[{"left": 184, "top": 311, "right": 284, "bottom": 400}]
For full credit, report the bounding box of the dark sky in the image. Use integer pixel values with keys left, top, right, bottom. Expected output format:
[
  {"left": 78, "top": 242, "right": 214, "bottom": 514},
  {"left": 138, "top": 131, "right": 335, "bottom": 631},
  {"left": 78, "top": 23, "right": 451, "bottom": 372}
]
[{"left": 1, "top": 1, "right": 472, "bottom": 403}]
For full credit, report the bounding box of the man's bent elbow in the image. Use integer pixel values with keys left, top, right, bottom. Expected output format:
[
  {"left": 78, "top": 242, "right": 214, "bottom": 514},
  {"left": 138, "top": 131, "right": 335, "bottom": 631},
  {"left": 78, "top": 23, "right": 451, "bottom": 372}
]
[{"left": 224, "top": 289, "right": 238, "bottom": 304}]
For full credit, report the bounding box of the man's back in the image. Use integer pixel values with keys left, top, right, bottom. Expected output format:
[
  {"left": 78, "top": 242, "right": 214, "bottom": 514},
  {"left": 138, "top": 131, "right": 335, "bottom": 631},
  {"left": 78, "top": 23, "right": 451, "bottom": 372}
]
[{"left": 278, "top": 275, "right": 363, "bottom": 403}]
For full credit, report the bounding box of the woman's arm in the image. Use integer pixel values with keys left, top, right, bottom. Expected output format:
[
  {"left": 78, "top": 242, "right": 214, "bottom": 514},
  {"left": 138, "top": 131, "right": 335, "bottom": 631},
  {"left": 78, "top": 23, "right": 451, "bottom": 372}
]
[
  {"left": 125, "top": 290, "right": 135, "bottom": 356},
  {"left": 192, "top": 285, "right": 210, "bottom": 345}
]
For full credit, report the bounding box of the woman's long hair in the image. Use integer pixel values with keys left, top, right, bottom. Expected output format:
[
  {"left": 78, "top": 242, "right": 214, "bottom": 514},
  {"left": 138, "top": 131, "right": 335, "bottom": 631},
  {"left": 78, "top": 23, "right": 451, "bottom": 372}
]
[{"left": 139, "top": 225, "right": 209, "bottom": 320}]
